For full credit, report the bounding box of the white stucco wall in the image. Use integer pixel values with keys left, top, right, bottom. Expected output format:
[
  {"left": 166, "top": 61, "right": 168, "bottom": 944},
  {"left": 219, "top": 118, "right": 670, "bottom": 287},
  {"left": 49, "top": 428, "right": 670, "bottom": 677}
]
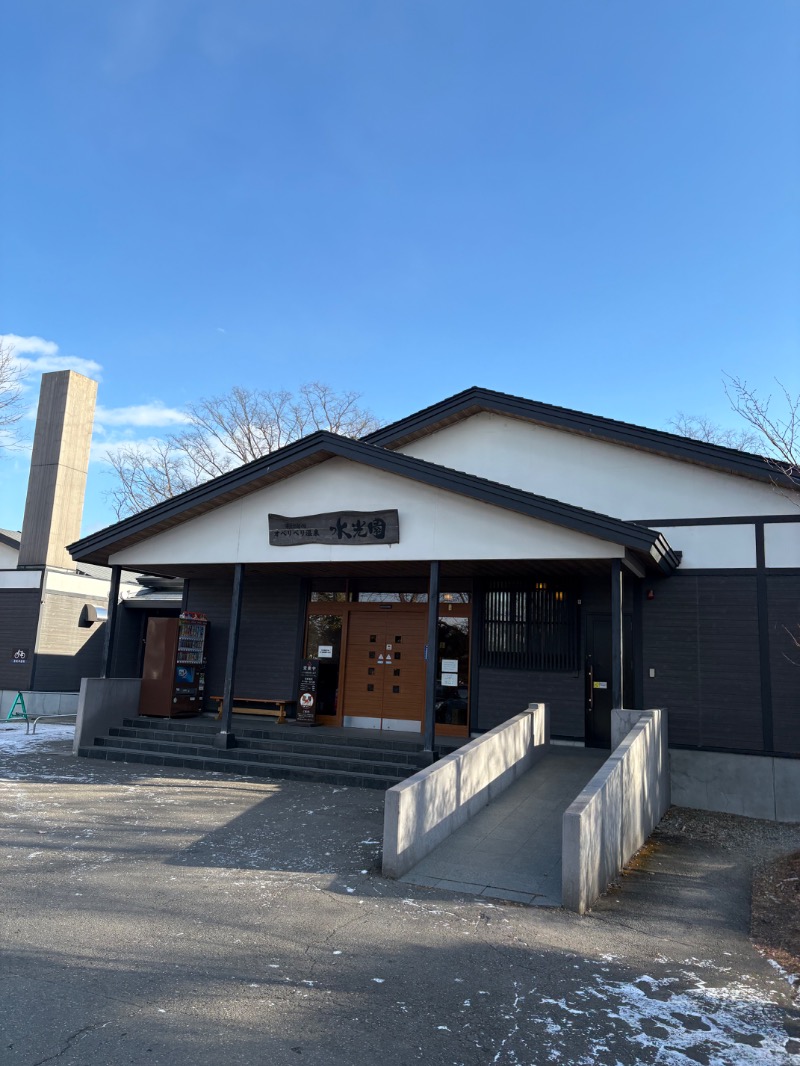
[
  {"left": 109, "top": 457, "right": 629, "bottom": 568},
  {"left": 765, "top": 523, "right": 800, "bottom": 568},
  {"left": 0, "top": 542, "right": 19, "bottom": 568},
  {"left": 0, "top": 570, "right": 41, "bottom": 589},
  {"left": 44, "top": 569, "right": 138, "bottom": 600},
  {"left": 398, "top": 413, "right": 800, "bottom": 521},
  {"left": 652, "top": 524, "right": 757, "bottom": 569}
]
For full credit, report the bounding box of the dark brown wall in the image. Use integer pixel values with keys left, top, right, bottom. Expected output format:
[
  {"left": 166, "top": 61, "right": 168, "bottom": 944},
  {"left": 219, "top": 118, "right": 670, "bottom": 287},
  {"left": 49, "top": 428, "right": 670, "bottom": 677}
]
[
  {"left": 473, "top": 574, "right": 613, "bottom": 738},
  {"left": 186, "top": 572, "right": 305, "bottom": 704},
  {"left": 767, "top": 574, "right": 800, "bottom": 754},
  {"left": 111, "top": 608, "right": 146, "bottom": 678},
  {"left": 642, "top": 574, "right": 763, "bottom": 751},
  {"left": 0, "top": 589, "right": 40, "bottom": 690},
  {"left": 476, "top": 668, "right": 584, "bottom": 735}
]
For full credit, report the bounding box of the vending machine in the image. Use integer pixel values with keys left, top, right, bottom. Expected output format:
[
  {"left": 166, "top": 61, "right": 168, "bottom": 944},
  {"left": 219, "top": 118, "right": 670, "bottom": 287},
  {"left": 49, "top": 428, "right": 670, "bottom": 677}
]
[{"left": 138, "top": 612, "right": 208, "bottom": 718}]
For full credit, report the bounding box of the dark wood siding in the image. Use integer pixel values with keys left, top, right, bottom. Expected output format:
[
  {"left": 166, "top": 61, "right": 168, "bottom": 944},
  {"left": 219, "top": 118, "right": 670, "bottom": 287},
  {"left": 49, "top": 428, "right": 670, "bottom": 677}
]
[
  {"left": 642, "top": 575, "right": 763, "bottom": 752},
  {"left": 0, "top": 589, "right": 40, "bottom": 690},
  {"left": 185, "top": 575, "right": 233, "bottom": 703},
  {"left": 767, "top": 574, "right": 800, "bottom": 754},
  {"left": 112, "top": 609, "right": 147, "bottom": 678},
  {"left": 476, "top": 668, "right": 584, "bottom": 735},
  {"left": 473, "top": 574, "right": 615, "bottom": 738},
  {"left": 186, "top": 572, "right": 304, "bottom": 705}
]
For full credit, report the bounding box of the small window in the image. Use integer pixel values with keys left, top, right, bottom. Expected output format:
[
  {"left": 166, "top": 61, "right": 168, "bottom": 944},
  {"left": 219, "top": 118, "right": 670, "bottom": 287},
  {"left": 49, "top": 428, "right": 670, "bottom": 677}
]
[{"left": 481, "top": 581, "right": 579, "bottom": 672}]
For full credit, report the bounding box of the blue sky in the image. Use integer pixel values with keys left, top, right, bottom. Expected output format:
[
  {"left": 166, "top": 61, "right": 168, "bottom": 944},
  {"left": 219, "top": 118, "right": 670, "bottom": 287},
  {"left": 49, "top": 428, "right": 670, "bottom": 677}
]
[{"left": 2, "top": 1, "right": 798, "bottom": 534}]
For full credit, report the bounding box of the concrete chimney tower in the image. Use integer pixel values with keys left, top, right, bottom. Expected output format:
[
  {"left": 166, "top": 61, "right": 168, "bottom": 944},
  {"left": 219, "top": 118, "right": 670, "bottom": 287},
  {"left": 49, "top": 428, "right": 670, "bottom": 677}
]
[{"left": 18, "top": 370, "right": 98, "bottom": 570}]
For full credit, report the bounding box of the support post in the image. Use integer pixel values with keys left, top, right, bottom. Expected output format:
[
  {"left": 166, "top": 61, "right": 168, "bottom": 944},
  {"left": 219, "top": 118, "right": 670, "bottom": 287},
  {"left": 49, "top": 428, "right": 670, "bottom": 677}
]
[
  {"left": 100, "top": 565, "right": 121, "bottom": 679},
  {"left": 215, "top": 563, "right": 244, "bottom": 749},
  {"left": 611, "top": 559, "right": 624, "bottom": 709},
  {"left": 423, "top": 561, "right": 440, "bottom": 754}
]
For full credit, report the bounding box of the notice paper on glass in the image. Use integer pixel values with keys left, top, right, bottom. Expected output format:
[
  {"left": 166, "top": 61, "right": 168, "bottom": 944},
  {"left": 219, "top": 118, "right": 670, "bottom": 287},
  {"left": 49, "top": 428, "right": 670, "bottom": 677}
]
[
  {"left": 318, "top": 646, "right": 333, "bottom": 659},
  {"left": 441, "top": 673, "right": 459, "bottom": 687},
  {"left": 441, "top": 659, "right": 459, "bottom": 673}
]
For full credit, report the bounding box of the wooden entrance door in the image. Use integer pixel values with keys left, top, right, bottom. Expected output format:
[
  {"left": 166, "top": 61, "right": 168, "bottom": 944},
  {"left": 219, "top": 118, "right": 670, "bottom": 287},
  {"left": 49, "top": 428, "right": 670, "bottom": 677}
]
[{"left": 342, "top": 610, "right": 427, "bottom": 726}]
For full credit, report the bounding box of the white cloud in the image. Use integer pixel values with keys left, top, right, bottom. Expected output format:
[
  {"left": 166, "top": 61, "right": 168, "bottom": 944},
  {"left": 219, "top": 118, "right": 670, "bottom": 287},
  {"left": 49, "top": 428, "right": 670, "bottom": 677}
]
[
  {"left": 95, "top": 403, "right": 191, "bottom": 428},
  {"left": 91, "top": 435, "right": 167, "bottom": 464},
  {"left": 0, "top": 333, "right": 103, "bottom": 381},
  {"left": 0, "top": 334, "right": 59, "bottom": 357},
  {"left": 16, "top": 353, "right": 104, "bottom": 378}
]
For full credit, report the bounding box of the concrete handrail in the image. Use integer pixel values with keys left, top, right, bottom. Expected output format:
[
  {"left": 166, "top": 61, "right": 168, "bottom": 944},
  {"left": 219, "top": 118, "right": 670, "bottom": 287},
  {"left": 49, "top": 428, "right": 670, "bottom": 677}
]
[
  {"left": 383, "top": 703, "right": 550, "bottom": 879},
  {"left": 562, "top": 708, "right": 669, "bottom": 914}
]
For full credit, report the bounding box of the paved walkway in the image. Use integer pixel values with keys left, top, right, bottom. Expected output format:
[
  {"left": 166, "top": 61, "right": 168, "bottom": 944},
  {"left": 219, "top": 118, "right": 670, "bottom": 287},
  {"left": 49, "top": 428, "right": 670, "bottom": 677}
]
[{"left": 399, "top": 745, "right": 608, "bottom": 906}]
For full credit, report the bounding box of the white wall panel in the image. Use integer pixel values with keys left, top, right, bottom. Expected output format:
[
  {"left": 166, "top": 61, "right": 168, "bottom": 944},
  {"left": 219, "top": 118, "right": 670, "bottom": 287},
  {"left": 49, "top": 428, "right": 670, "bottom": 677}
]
[
  {"left": 0, "top": 570, "right": 41, "bottom": 589},
  {"left": 0, "top": 543, "right": 19, "bottom": 568},
  {"left": 400, "top": 413, "right": 800, "bottom": 520},
  {"left": 765, "top": 523, "right": 800, "bottom": 568},
  {"left": 44, "top": 570, "right": 139, "bottom": 599},
  {"left": 109, "top": 458, "right": 627, "bottom": 567},
  {"left": 654, "top": 525, "right": 756, "bottom": 569}
]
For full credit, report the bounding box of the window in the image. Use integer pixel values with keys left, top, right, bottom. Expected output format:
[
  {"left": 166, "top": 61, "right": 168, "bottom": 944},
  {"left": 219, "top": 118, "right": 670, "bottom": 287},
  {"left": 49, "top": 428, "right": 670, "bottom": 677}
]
[{"left": 481, "top": 581, "right": 579, "bottom": 671}]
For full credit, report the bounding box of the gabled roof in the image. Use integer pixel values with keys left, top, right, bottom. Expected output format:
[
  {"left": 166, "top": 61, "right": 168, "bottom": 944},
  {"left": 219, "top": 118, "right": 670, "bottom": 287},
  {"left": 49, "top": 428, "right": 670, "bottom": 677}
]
[
  {"left": 363, "top": 386, "right": 791, "bottom": 486},
  {"left": 0, "top": 528, "right": 21, "bottom": 551},
  {"left": 68, "top": 431, "right": 678, "bottom": 572}
]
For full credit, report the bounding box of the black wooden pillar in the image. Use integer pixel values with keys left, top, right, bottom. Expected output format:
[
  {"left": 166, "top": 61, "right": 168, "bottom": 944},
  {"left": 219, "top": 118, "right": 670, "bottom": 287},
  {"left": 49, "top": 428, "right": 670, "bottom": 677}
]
[
  {"left": 423, "top": 561, "right": 440, "bottom": 754},
  {"left": 100, "top": 565, "right": 121, "bottom": 679},
  {"left": 215, "top": 563, "right": 244, "bottom": 749},
  {"left": 611, "top": 559, "right": 624, "bottom": 709}
]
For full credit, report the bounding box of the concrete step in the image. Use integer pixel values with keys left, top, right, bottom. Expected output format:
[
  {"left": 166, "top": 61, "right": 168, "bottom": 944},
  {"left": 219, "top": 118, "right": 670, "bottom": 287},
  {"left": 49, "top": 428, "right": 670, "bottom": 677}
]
[
  {"left": 108, "top": 725, "right": 429, "bottom": 767},
  {"left": 95, "top": 734, "right": 414, "bottom": 778},
  {"left": 124, "top": 716, "right": 427, "bottom": 753},
  {"left": 78, "top": 744, "right": 404, "bottom": 789}
]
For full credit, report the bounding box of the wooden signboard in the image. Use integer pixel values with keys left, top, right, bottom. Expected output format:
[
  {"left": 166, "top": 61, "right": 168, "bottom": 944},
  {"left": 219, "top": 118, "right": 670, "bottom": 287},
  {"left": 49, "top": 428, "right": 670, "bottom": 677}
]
[
  {"left": 297, "top": 658, "right": 319, "bottom": 726},
  {"left": 269, "top": 510, "right": 399, "bottom": 547}
]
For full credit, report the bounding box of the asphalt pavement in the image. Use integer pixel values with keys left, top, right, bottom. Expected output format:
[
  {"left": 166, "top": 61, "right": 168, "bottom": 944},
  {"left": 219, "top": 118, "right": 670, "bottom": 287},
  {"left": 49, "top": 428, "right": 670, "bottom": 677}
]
[{"left": 1, "top": 725, "right": 799, "bottom": 1065}]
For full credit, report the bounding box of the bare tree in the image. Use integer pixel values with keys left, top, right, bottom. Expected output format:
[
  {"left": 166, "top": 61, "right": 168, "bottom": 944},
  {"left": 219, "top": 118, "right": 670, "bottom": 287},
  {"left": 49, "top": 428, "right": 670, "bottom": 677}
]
[
  {"left": 0, "top": 342, "right": 26, "bottom": 453},
  {"left": 669, "top": 375, "right": 800, "bottom": 474},
  {"left": 667, "top": 412, "right": 762, "bottom": 453},
  {"left": 105, "top": 382, "right": 382, "bottom": 518},
  {"left": 723, "top": 374, "right": 799, "bottom": 476}
]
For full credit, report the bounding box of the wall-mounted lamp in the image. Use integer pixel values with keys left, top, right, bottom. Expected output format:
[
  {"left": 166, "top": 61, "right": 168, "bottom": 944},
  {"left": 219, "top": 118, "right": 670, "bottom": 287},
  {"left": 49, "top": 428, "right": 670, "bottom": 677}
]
[
  {"left": 646, "top": 589, "right": 655, "bottom": 601},
  {"left": 79, "top": 603, "right": 109, "bottom": 627}
]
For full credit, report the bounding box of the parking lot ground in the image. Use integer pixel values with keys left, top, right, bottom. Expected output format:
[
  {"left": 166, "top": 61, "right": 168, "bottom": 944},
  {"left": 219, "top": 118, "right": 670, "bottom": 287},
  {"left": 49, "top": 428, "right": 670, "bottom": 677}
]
[{"left": 2, "top": 728, "right": 799, "bottom": 1065}]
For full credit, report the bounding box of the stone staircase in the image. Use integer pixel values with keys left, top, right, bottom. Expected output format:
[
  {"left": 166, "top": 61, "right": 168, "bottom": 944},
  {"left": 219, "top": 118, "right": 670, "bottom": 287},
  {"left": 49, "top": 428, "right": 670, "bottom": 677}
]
[{"left": 78, "top": 715, "right": 434, "bottom": 789}]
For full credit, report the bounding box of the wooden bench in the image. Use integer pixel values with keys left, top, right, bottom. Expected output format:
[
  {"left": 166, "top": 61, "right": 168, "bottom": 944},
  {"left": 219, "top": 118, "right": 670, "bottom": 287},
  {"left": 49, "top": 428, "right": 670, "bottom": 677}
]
[{"left": 210, "top": 696, "right": 290, "bottom": 724}]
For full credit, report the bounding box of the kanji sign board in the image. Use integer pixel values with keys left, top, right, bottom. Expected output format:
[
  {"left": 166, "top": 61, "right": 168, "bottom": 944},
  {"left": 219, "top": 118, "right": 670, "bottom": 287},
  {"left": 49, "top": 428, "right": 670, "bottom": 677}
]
[{"left": 269, "top": 511, "right": 399, "bottom": 547}]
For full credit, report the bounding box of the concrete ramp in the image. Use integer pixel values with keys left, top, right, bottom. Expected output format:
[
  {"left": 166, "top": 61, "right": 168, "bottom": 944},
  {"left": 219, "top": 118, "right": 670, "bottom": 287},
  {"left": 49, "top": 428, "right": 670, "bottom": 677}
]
[{"left": 398, "top": 747, "right": 607, "bottom": 906}]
